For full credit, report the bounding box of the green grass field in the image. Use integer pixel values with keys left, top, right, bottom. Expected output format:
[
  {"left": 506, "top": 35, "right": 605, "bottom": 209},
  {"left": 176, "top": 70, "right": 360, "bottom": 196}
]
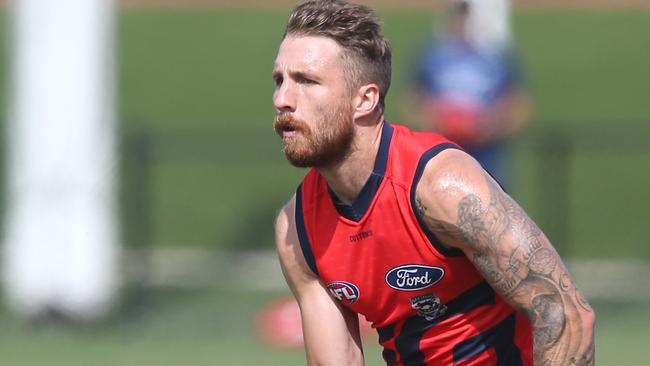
[{"left": 0, "top": 288, "right": 648, "bottom": 365}]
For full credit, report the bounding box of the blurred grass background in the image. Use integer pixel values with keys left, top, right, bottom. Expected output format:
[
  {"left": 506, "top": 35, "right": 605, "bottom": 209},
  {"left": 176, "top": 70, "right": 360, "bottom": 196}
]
[
  {"left": 1, "top": 5, "right": 649, "bottom": 365},
  {"left": 0, "top": 290, "right": 648, "bottom": 365},
  {"left": 116, "top": 8, "right": 650, "bottom": 255}
]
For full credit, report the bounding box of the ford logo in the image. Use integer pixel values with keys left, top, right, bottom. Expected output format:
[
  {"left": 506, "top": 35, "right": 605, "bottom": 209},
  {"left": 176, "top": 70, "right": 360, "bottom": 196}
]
[{"left": 385, "top": 265, "right": 444, "bottom": 291}]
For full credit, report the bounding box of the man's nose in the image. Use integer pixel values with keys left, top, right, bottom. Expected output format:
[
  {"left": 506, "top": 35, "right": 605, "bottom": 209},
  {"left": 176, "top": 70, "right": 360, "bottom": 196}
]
[{"left": 273, "top": 80, "right": 296, "bottom": 112}]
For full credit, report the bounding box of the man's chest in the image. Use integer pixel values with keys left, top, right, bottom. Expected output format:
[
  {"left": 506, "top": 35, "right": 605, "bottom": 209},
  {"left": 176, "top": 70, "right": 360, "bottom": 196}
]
[{"left": 310, "top": 213, "right": 481, "bottom": 327}]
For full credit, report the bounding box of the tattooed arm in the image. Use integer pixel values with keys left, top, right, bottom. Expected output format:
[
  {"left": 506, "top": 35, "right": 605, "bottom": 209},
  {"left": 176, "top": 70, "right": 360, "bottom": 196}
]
[{"left": 414, "top": 149, "right": 595, "bottom": 366}]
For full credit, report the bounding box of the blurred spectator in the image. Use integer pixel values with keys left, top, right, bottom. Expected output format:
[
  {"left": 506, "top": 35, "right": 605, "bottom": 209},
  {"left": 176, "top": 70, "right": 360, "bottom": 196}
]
[{"left": 410, "top": 0, "right": 530, "bottom": 188}]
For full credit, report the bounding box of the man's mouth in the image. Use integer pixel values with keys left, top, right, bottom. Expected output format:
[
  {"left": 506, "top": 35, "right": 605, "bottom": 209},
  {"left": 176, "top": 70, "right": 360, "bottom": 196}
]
[
  {"left": 275, "top": 121, "right": 300, "bottom": 138},
  {"left": 281, "top": 126, "right": 298, "bottom": 138},
  {"left": 274, "top": 113, "right": 306, "bottom": 139}
]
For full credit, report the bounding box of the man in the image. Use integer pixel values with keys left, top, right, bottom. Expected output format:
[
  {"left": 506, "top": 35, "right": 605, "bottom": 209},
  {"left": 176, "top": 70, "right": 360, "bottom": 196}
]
[
  {"left": 272, "top": 1, "right": 594, "bottom": 365},
  {"left": 412, "top": 0, "right": 530, "bottom": 188}
]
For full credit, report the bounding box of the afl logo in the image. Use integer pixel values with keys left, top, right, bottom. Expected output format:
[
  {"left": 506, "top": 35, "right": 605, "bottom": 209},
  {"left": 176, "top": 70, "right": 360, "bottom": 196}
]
[
  {"left": 385, "top": 265, "right": 444, "bottom": 291},
  {"left": 327, "top": 281, "right": 359, "bottom": 305}
]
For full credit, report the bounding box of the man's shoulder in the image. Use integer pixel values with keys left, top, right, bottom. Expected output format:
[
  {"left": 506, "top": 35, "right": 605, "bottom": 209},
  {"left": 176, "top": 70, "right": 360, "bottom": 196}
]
[
  {"left": 416, "top": 148, "right": 484, "bottom": 195},
  {"left": 275, "top": 195, "right": 296, "bottom": 232}
]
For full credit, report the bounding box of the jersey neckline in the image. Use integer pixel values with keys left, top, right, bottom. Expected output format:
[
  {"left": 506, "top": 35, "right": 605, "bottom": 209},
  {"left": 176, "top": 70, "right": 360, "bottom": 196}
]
[{"left": 328, "top": 122, "right": 394, "bottom": 222}]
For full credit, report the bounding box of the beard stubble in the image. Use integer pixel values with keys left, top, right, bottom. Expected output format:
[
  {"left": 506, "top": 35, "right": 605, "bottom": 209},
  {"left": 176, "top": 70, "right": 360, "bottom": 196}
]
[{"left": 273, "top": 103, "right": 354, "bottom": 168}]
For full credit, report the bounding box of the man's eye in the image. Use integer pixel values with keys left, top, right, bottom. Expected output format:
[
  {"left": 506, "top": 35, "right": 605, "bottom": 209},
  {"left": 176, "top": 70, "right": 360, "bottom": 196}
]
[{"left": 298, "top": 77, "right": 317, "bottom": 85}]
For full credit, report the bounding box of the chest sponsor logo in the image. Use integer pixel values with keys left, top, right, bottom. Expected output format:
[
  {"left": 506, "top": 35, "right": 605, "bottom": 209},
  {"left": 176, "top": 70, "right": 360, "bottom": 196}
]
[
  {"left": 327, "top": 281, "right": 359, "bottom": 305},
  {"left": 385, "top": 264, "right": 444, "bottom": 291}
]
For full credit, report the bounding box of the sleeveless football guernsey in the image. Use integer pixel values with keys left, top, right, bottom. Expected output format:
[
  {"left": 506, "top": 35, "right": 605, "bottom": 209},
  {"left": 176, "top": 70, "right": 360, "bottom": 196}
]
[{"left": 295, "top": 122, "right": 533, "bottom": 365}]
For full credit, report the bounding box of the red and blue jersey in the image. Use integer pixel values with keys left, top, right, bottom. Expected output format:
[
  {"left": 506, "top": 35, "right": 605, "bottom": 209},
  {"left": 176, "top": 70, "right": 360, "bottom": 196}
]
[{"left": 295, "top": 122, "right": 533, "bottom": 365}]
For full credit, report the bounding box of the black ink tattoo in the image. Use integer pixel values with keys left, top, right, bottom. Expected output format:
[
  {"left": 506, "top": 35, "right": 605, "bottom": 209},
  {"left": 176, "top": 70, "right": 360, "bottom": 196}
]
[
  {"left": 416, "top": 197, "right": 469, "bottom": 243},
  {"left": 570, "top": 337, "right": 595, "bottom": 366},
  {"left": 457, "top": 194, "right": 488, "bottom": 244},
  {"left": 559, "top": 273, "right": 573, "bottom": 292},
  {"left": 531, "top": 293, "right": 565, "bottom": 349},
  {"left": 415, "top": 197, "right": 427, "bottom": 216},
  {"left": 522, "top": 238, "right": 543, "bottom": 263},
  {"left": 529, "top": 249, "right": 556, "bottom": 275},
  {"left": 417, "top": 169, "right": 594, "bottom": 365}
]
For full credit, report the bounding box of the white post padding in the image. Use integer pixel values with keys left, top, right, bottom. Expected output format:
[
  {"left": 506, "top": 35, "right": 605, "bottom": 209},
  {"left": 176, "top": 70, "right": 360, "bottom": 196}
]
[
  {"left": 5, "top": 0, "right": 118, "bottom": 320},
  {"left": 466, "top": 0, "right": 512, "bottom": 50}
]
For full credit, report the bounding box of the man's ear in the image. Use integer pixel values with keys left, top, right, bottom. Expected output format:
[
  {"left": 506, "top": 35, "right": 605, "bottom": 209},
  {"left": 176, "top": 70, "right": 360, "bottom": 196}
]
[{"left": 352, "top": 83, "right": 380, "bottom": 120}]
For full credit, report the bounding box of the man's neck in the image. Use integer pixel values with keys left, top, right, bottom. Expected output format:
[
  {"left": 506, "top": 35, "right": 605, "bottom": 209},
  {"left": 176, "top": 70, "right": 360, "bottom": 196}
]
[{"left": 318, "top": 118, "right": 385, "bottom": 205}]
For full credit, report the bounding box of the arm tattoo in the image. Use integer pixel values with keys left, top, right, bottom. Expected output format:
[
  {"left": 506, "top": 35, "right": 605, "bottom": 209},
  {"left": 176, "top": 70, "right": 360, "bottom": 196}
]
[
  {"left": 417, "top": 174, "right": 594, "bottom": 365},
  {"left": 456, "top": 188, "right": 530, "bottom": 296},
  {"left": 415, "top": 197, "right": 469, "bottom": 241}
]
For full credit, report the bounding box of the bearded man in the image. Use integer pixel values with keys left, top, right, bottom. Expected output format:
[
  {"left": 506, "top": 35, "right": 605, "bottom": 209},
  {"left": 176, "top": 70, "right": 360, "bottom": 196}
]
[{"left": 272, "top": 1, "right": 595, "bottom": 365}]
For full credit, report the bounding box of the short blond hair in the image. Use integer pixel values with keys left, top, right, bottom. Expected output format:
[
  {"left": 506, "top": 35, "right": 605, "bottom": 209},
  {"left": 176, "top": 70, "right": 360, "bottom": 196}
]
[{"left": 284, "top": 0, "right": 392, "bottom": 110}]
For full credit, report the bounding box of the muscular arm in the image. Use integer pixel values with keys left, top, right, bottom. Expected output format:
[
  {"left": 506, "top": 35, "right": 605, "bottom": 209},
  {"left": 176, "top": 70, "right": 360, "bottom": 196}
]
[
  {"left": 275, "top": 197, "right": 364, "bottom": 366},
  {"left": 414, "top": 149, "right": 595, "bottom": 366}
]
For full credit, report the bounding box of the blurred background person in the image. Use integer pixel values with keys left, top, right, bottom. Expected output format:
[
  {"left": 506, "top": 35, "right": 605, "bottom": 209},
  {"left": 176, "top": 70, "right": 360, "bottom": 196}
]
[{"left": 410, "top": 0, "right": 531, "bottom": 189}]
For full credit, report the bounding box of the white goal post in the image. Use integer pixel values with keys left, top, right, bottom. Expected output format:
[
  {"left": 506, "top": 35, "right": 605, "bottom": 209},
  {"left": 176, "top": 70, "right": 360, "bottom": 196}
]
[{"left": 4, "top": 0, "right": 119, "bottom": 320}]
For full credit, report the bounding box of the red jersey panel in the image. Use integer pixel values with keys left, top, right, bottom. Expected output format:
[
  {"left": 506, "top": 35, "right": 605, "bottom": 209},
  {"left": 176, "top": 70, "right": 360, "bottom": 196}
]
[{"left": 295, "top": 123, "right": 532, "bottom": 365}]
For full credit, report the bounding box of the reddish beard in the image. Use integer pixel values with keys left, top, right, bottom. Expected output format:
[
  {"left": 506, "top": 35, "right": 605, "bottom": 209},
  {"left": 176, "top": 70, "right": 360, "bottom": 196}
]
[{"left": 273, "top": 105, "right": 354, "bottom": 168}]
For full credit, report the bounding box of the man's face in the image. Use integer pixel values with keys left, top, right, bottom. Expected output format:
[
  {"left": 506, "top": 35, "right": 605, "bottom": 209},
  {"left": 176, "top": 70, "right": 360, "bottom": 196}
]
[{"left": 272, "top": 35, "right": 355, "bottom": 168}]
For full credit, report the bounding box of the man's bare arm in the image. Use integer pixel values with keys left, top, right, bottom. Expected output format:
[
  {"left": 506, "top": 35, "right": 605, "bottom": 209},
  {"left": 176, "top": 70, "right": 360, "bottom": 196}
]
[
  {"left": 275, "top": 197, "right": 364, "bottom": 365},
  {"left": 414, "top": 149, "right": 595, "bottom": 365}
]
